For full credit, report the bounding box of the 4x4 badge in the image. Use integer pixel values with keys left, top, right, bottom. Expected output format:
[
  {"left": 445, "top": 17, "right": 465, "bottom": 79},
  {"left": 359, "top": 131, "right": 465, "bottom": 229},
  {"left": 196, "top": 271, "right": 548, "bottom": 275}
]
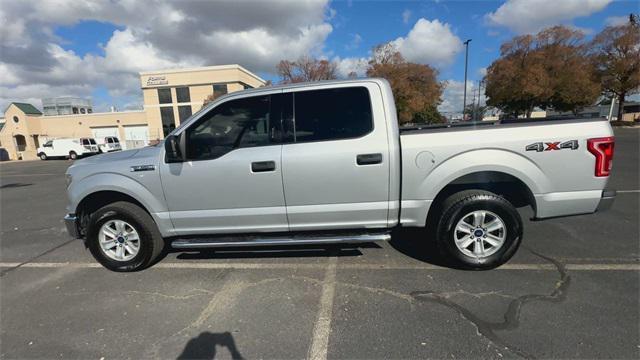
[{"left": 526, "top": 140, "right": 579, "bottom": 152}]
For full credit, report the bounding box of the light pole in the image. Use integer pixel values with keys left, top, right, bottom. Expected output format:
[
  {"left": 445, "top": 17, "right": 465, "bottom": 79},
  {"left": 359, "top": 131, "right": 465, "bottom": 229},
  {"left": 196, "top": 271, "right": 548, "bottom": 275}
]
[{"left": 462, "top": 39, "right": 472, "bottom": 120}]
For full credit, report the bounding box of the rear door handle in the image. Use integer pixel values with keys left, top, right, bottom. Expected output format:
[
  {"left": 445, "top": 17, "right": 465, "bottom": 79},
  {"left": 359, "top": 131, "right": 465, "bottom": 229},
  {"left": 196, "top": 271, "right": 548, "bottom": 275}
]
[
  {"left": 356, "top": 153, "right": 383, "bottom": 165},
  {"left": 251, "top": 161, "right": 276, "bottom": 172}
]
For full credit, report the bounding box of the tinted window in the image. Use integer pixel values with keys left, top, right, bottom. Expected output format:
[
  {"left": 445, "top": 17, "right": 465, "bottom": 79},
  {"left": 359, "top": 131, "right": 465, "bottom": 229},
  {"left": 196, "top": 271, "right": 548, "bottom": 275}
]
[
  {"left": 81, "top": 139, "right": 89, "bottom": 145},
  {"left": 161, "top": 107, "right": 176, "bottom": 136},
  {"left": 176, "top": 87, "right": 190, "bottom": 103},
  {"left": 158, "top": 88, "right": 172, "bottom": 104},
  {"left": 178, "top": 105, "right": 193, "bottom": 123},
  {"left": 113, "top": 137, "right": 119, "bottom": 143},
  {"left": 185, "top": 95, "right": 271, "bottom": 160},
  {"left": 293, "top": 87, "right": 372, "bottom": 142},
  {"left": 107, "top": 138, "right": 114, "bottom": 143},
  {"left": 213, "top": 84, "right": 227, "bottom": 97}
]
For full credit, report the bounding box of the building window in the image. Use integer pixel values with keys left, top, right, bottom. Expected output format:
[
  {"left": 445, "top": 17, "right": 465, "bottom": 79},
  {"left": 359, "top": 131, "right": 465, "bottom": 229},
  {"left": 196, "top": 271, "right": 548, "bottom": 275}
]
[
  {"left": 213, "top": 84, "right": 228, "bottom": 97},
  {"left": 158, "top": 88, "right": 172, "bottom": 104},
  {"left": 178, "top": 105, "right": 193, "bottom": 123},
  {"left": 12, "top": 116, "right": 19, "bottom": 123},
  {"left": 160, "top": 107, "right": 176, "bottom": 137},
  {"left": 242, "top": 83, "right": 253, "bottom": 90},
  {"left": 176, "top": 87, "right": 191, "bottom": 103}
]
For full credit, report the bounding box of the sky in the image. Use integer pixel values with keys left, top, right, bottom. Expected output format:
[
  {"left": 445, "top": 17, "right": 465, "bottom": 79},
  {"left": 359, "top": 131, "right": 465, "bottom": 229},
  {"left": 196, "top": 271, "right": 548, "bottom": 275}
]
[{"left": 0, "top": 0, "right": 637, "bottom": 115}]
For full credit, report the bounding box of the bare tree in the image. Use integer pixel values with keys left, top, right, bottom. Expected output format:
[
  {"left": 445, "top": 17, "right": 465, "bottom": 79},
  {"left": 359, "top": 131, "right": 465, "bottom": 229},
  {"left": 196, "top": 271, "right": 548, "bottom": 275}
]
[
  {"left": 590, "top": 14, "right": 640, "bottom": 121},
  {"left": 276, "top": 56, "right": 338, "bottom": 83}
]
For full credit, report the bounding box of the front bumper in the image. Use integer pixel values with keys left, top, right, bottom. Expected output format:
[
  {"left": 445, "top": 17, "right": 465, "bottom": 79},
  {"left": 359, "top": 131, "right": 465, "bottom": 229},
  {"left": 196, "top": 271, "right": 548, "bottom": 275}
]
[
  {"left": 64, "top": 214, "right": 81, "bottom": 239},
  {"left": 596, "top": 190, "right": 616, "bottom": 212}
]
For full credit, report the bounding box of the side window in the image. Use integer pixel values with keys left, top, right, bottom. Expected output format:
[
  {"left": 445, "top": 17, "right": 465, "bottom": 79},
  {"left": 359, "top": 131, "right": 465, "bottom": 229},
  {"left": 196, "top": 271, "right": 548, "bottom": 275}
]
[
  {"left": 293, "top": 87, "right": 373, "bottom": 142},
  {"left": 81, "top": 139, "right": 89, "bottom": 145},
  {"left": 185, "top": 95, "right": 271, "bottom": 160},
  {"left": 44, "top": 140, "right": 53, "bottom": 147}
]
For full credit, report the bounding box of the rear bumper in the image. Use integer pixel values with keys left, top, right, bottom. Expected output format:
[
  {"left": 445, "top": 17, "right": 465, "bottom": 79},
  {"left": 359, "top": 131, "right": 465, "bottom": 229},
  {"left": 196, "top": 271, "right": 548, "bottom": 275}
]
[
  {"left": 64, "top": 214, "right": 81, "bottom": 239},
  {"left": 596, "top": 189, "right": 616, "bottom": 212}
]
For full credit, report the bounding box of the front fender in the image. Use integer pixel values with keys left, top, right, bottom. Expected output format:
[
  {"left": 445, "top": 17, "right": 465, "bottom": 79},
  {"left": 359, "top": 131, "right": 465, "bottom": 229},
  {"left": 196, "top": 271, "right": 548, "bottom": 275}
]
[{"left": 67, "top": 172, "right": 167, "bottom": 215}]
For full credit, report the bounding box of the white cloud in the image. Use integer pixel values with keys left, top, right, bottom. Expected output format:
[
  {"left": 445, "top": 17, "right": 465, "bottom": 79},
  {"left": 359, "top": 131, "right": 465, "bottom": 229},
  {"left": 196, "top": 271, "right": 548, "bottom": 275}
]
[
  {"left": 605, "top": 15, "right": 629, "bottom": 27},
  {"left": 485, "top": 0, "right": 612, "bottom": 34},
  {"left": 334, "top": 57, "right": 368, "bottom": 78},
  {"left": 392, "top": 18, "right": 463, "bottom": 66},
  {"left": 0, "top": 0, "right": 333, "bottom": 111},
  {"left": 477, "top": 67, "right": 487, "bottom": 77},
  {"left": 438, "top": 80, "right": 484, "bottom": 114},
  {"left": 345, "top": 33, "right": 362, "bottom": 50},
  {"left": 402, "top": 9, "right": 412, "bottom": 24}
]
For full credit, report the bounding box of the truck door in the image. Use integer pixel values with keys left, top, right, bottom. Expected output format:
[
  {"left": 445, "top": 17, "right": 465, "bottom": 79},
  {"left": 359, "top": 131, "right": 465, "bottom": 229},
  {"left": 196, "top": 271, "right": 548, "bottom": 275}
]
[
  {"left": 281, "top": 84, "right": 390, "bottom": 230},
  {"left": 159, "top": 93, "right": 288, "bottom": 235}
]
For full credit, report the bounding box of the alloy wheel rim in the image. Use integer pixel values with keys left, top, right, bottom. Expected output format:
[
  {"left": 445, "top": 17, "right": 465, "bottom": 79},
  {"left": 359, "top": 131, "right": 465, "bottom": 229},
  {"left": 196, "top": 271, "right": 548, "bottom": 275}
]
[
  {"left": 98, "top": 220, "right": 141, "bottom": 261},
  {"left": 453, "top": 210, "right": 506, "bottom": 258}
]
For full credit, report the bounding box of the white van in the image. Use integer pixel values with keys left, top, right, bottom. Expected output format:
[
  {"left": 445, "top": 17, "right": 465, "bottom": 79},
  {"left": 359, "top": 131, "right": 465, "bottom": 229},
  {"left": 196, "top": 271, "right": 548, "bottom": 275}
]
[
  {"left": 96, "top": 136, "right": 122, "bottom": 153},
  {"left": 37, "top": 138, "right": 100, "bottom": 160}
]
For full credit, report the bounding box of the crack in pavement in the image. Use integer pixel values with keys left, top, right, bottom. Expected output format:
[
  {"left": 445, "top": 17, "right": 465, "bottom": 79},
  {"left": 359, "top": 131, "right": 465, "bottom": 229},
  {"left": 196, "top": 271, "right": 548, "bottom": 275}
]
[
  {"left": 410, "top": 248, "right": 571, "bottom": 359},
  {"left": 0, "top": 237, "right": 77, "bottom": 277}
]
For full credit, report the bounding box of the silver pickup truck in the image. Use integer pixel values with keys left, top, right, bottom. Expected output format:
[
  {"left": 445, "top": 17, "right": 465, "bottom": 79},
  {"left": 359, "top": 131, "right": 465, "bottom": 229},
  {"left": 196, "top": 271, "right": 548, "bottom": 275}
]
[{"left": 64, "top": 79, "right": 616, "bottom": 272}]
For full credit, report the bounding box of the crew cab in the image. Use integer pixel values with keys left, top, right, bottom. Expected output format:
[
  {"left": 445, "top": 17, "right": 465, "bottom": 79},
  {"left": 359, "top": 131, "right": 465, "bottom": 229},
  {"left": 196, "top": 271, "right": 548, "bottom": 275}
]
[
  {"left": 38, "top": 138, "right": 100, "bottom": 160},
  {"left": 64, "top": 79, "right": 615, "bottom": 272}
]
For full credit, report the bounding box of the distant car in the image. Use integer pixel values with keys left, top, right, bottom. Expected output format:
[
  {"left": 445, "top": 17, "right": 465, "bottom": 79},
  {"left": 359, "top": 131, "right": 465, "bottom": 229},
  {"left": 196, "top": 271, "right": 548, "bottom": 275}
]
[
  {"left": 97, "top": 136, "right": 122, "bottom": 153},
  {"left": 37, "top": 138, "right": 100, "bottom": 160}
]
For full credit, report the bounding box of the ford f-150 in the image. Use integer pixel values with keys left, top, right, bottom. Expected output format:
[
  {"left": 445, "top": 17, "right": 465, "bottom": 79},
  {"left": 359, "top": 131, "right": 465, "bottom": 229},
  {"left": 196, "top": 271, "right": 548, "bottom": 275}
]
[{"left": 64, "top": 79, "right": 616, "bottom": 271}]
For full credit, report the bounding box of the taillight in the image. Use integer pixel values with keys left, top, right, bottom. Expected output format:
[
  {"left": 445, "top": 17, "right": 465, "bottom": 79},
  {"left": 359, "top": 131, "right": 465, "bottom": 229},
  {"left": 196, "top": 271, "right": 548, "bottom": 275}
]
[{"left": 587, "top": 137, "right": 615, "bottom": 177}]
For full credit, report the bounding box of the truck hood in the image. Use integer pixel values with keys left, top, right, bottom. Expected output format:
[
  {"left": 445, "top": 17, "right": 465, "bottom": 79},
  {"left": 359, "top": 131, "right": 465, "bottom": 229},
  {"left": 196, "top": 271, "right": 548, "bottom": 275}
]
[{"left": 73, "top": 146, "right": 158, "bottom": 165}]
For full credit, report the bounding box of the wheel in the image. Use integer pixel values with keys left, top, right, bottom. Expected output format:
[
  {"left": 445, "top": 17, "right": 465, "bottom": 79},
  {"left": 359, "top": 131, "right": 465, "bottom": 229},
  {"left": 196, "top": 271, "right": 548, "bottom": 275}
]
[
  {"left": 86, "top": 201, "right": 165, "bottom": 272},
  {"left": 435, "top": 190, "right": 522, "bottom": 270},
  {"left": 38, "top": 153, "right": 47, "bottom": 160},
  {"left": 69, "top": 151, "right": 78, "bottom": 160}
]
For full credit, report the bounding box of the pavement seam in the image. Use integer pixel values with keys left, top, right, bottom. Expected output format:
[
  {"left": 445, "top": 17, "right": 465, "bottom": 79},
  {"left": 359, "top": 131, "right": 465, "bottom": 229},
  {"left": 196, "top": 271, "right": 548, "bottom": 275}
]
[{"left": 0, "top": 238, "right": 77, "bottom": 277}]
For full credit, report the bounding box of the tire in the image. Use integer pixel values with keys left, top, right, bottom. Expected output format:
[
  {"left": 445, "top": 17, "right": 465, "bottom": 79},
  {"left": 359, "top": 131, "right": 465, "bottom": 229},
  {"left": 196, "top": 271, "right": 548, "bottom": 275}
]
[
  {"left": 86, "top": 201, "right": 165, "bottom": 272},
  {"left": 38, "top": 153, "right": 47, "bottom": 160},
  {"left": 69, "top": 151, "right": 78, "bottom": 160},
  {"left": 435, "top": 190, "right": 522, "bottom": 270}
]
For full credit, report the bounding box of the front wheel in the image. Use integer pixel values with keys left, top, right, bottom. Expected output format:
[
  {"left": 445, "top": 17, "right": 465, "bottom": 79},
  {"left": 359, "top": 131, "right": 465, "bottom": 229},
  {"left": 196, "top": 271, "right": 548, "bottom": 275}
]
[
  {"left": 435, "top": 190, "right": 522, "bottom": 270},
  {"left": 38, "top": 153, "right": 47, "bottom": 160},
  {"left": 68, "top": 151, "right": 78, "bottom": 160},
  {"left": 86, "top": 201, "right": 165, "bottom": 271}
]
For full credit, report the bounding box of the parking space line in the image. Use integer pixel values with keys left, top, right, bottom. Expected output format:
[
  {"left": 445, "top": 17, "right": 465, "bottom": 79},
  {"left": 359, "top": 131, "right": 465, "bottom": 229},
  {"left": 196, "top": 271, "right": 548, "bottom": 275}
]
[
  {"left": 617, "top": 190, "right": 640, "bottom": 193},
  {"left": 0, "top": 262, "right": 637, "bottom": 271},
  {"left": 308, "top": 257, "right": 337, "bottom": 360}
]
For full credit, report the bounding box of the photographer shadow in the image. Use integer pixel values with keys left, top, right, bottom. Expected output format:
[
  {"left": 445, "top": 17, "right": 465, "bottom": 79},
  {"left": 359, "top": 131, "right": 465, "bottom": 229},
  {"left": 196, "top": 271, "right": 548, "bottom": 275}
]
[{"left": 177, "top": 331, "right": 243, "bottom": 360}]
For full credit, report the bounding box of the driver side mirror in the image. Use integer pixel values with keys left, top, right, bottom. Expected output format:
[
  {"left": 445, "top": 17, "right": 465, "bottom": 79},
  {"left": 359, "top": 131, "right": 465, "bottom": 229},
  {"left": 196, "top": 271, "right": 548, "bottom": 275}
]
[{"left": 165, "top": 134, "right": 184, "bottom": 163}]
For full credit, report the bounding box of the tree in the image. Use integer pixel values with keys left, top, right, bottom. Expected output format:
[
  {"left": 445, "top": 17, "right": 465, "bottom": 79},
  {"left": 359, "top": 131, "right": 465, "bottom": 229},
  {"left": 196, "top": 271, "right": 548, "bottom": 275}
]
[
  {"left": 366, "top": 44, "right": 445, "bottom": 124},
  {"left": 485, "top": 26, "right": 600, "bottom": 117},
  {"left": 590, "top": 14, "right": 640, "bottom": 121},
  {"left": 202, "top": 93, "right": 218, "bottom": 107},
  {"left": 276, "top": 56, "right": 338, "bottom": 83}
]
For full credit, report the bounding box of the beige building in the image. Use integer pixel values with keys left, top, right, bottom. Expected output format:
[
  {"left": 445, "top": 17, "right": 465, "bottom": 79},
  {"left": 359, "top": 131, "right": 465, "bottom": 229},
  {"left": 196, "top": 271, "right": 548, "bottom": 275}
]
[{"left": 0, "top": 64, "right": 265, "bottom": 160}]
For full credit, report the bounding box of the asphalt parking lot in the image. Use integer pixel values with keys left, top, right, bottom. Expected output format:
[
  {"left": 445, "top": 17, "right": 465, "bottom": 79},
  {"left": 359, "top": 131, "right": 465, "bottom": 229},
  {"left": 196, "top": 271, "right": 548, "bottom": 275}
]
[{"left": 1, "top": 128, "right": 638, "bottom": 359}]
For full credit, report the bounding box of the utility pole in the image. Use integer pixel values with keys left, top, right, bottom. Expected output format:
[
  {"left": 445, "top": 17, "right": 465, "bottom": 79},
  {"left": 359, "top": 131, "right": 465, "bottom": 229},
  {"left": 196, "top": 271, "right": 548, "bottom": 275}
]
[{"left": 462, "top": 39, "right": 472, "bottom": 120}]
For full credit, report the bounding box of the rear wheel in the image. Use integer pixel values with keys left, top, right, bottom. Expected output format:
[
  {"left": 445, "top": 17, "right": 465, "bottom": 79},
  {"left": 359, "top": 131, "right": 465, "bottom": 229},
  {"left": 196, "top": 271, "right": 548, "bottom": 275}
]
[
  {"left": 68, "top": 151, "right": 78, "bottom": 160},
  {"left": 435, "top": 190, "right": 522, "bottom": 269},
  {"left": 38, "top": 153, "right": 47, "bottom": 160},
  {"left": 86, "top": 201, "right": 165, "bottom": 272}
]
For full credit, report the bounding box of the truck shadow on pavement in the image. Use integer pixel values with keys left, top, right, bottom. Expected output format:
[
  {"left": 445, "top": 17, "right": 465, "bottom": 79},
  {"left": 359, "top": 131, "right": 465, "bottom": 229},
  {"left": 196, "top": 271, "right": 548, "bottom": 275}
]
[
  {"left": 177, "top": 331, "right": 244, "bottom": 360},
  {"left": 389, "top": 227, "right": 463, "bottom": 269}
]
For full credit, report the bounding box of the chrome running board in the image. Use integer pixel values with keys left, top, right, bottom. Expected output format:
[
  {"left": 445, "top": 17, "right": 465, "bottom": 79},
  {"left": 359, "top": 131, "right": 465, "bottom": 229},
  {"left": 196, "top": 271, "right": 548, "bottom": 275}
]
[{"left": 171, "top": 232, "right": 391, "bottom": 249}]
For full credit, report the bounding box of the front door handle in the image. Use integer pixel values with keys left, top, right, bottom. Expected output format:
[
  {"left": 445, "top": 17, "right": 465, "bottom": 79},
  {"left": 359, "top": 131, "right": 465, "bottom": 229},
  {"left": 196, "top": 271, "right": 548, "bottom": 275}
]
[
  {"left": 356, "top": 153, "right": 383, "bottom": 165},
  {"left": 251, "top": 161, "right": 276, "bottom": 172}
]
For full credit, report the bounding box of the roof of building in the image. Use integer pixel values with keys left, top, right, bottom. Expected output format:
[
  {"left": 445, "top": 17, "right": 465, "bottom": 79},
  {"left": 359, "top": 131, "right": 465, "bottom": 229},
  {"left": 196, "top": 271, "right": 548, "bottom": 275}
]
[
  {"left": 11, "top": 102, "right": 43, "bottom": 115},
  {"left": 139, "top": 64, "right": 266, "bottom": 83}
]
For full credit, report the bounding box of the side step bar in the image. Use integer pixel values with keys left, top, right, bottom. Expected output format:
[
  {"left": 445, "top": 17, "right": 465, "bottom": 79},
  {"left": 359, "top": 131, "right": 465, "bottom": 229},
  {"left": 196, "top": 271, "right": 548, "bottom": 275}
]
[{"left": 171, "top": 232, "right": 391, "bottom": 249}]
